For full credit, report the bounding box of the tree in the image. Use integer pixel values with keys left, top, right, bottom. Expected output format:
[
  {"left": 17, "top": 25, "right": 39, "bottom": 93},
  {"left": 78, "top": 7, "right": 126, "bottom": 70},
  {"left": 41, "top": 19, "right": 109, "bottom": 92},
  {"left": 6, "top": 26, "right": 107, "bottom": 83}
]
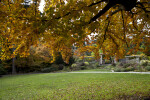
[{"left": 0, "top": 0, "right": 150, "bottom": 63}]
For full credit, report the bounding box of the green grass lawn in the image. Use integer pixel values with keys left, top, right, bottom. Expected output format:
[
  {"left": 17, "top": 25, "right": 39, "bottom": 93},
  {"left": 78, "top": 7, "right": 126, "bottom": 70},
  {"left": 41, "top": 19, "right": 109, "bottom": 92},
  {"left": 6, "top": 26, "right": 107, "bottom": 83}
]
[{"left": 0, "top": 73, "right": 150, "bottom": 100}]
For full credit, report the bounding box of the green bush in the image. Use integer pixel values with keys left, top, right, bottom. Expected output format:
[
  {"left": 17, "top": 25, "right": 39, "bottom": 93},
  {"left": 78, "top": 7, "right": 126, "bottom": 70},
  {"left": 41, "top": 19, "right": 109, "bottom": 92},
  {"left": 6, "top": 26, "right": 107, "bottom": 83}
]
[
  {"left": 58, "top": 64, "right": 64, "bottom": 70},
  {"left": 70, "top": 63, "right": 80, "bottom": 71},
  {"left": 55, "top": 52, "right": 65, "bottom": 65},
  {"left": 114, "top": 68, "right": 122, "bottom": 72},
  {"left": 71, "top": 63, "right": 88, "bottom": 71},
  {"left": 140, "top": 60, "right": 149, "bottom": 66},
  {"left": 62, "top": 66, "right": 71, "bottom": 71},
  {"left": 75, "top": 58, "right": 82, "bottom": 62},
  {"left": 90, "top": 64, "right": 97, "bottom": 69},
  {"left": 148, "top": 56, "right": 150, "bottom": 60},
  {"left": 105, "top": 59, "right": 111, "bottom": 64},
  {"left": 84, "top": 62, "right": 89, "bottom": 66},
  {"left": 94, "top": 62, "right": 100, "bottom": 67},
  {"left": 41, "top": 64, "right": 59, "bottom": 73},
  {"left": 0, "top": 64, "right": 7, "bottom": 75},
  {"left": 85, "top": 57, "right": 95, "bottom": 62},
  {"left": 111, "top": 63, "right": 116, "bottom": 67},
  {"left": 123, "top": 63, "right": 131, "bottom": 68},
  {"left": 40, "top": 62, "right": 51, "bottom": 68},
  {"left": 116, "top": 62, "right": 123, "bottom": 67},
  {"left": 145, "top": 66, "right": 150, "bottom": 71},
  {"left": 29, "top": 65, "right": 42, "bottom": 72},
  {"left": 41, "top": 67, "right": 52, "bottom": 73},
  {"left": 71, "top": 64, "right": 77, "bottom": 68},
  {"left": 125, "top": 67, "right": 135, "bottom": 72},
  {"left": 81, "top": 66, "right": 86, "bottom": 70},
  {"left": 148, "top": 62, "right": 150, "bottom": 66},
  {"left": 78, "top": 62, "right": 85, "bottom": 66},
  {"left": 105, "top": 65, "right": 113, "bottom": 70},
  {"left": 114, "top": 67, "right": 131, "bottom": 72},
  {"left": 68, "top": 56, "right": 75, "bottom": 65},
  {"left": 71, "top": 67, "right": 81, "bottom": 71}
]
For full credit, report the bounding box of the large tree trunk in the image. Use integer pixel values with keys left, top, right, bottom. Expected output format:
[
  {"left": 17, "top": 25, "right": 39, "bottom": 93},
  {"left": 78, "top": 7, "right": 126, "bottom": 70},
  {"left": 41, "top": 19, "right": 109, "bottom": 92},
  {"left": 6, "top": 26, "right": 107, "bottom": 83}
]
[{"left": 12, "top": 47, "right": 16, "bottom": 74}]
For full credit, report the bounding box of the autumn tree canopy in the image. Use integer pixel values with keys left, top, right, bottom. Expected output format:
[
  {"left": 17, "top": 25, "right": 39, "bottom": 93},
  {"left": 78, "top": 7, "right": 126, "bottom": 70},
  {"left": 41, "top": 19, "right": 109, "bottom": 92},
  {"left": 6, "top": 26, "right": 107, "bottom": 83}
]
[{"left": 0, "top": 0, "right": 150, "bottom": 62}]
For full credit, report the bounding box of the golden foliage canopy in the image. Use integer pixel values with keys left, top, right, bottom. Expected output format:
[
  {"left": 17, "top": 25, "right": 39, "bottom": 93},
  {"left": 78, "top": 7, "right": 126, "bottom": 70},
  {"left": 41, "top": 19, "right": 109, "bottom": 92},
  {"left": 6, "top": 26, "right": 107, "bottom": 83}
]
[{"left": 0, "top": 0, "right": 150, "bottom": 62}]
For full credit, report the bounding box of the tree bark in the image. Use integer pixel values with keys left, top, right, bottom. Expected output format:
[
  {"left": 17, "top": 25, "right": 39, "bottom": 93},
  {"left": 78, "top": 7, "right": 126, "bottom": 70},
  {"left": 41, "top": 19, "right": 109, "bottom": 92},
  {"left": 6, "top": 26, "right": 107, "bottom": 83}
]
[{"left": 12, "top": 47, "right": 16, "bottom": 74}]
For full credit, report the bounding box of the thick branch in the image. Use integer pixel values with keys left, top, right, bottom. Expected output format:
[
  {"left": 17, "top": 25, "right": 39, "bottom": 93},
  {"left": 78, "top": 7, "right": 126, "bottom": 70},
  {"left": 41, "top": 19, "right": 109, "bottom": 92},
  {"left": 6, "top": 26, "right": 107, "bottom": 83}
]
[
  {"left": 89, "top": 0, "right": 137, "bottom": 23},
  {"left": 55, "top": 0, "right": 107, "bottom": 20},
  {"left": 106, "top": 8, "right": 122, "bottom": 20},
  {"left": 88, "top": 0, "right": 106, "bottom": 7},
  {"left": 89, "top": 3, "right": 113, "bottom": 24},
  {"left": 121, "top": 10, "right": 128, "bottom": 48}
]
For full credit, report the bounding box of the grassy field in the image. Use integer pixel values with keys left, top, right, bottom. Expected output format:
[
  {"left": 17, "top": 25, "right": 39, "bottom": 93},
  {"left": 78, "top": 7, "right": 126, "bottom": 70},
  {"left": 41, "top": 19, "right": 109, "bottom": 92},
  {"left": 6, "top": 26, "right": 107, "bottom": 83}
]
[{"left": 0, "top": 73, "right": 150, "bottom": 100}]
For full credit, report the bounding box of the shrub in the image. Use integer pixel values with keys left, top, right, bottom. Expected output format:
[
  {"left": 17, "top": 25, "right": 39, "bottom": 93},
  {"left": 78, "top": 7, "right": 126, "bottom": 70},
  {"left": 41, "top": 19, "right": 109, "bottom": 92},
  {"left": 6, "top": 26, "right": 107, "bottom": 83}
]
[
  {"left": 148, "top": 61, "right": 150, "bottom": 66},
  {"left": 105, "top": 65, "right": 113, "bottom": 70},
  {"left": 114, "top": 67, "right": 130, "bottom": 72},
  {"left": 90, "top": 64, "right": 97, "bottom": 69},
  {"left": 78, "top": 62, "right": 85, "bottom": 66},
  {"left": 71, "top": 64, "right": 77, "bottom": 68},
  {"left": 55, "top": 52, "right": 65, "bottom": 65},
  {"left": 41, "top": 67, "right": 52, "bottom": 73},
  {"left": 148, "top": 56, "right": 150, "bottom": 60},
  {"left": 58, "top": 64, "right": 64, "bottom": 70},
  {"left": 75, "top": 58, "right": 82, "bottom": 62},
  {"left": 105, "top": 59, "right": 111, "bottom": 64},
  {"left": 0, "top": 64, "right": 7, "bottom": 75},
  {"left": 125, "top": 67, "right": 135, "bottom": 72},
  {"left": 123, "top": 63, "right": 131, "bottom": 68},
  {"left": 29, "top": 65, "right": 42, "bottom": 72},
  {"left": 85, "top": 57, "right": 95, "bottom": 62},
  {"left": 135, "top": 65, "right": 144, "bottom": 72},
  {"left": 84, "top": 62, "right": 89, "bottom": 66},
  {"left": 121, "top": 68, "right": 126, "bottom": 72},
  {"left": 94, "top": 62, "right": 100, "bottom": 67},
  {"left": 71, "top": 63, "right": 81, "bottom": 71},
  {"left": 145, "top": 66, "right": 150, "bottom": 71},
  {"left": 41, "top": 64, "right": 59, "bottom": 73},
  {"left": 51, "top": 64, "right": 59, "bottom": 70},
  {"left": 116, "top": 62, "right": 123, "bottom": 67},
  {"left": 62, "top": 66, "right": 71, "bottom": 71},
  {"left": 40, "top": 62, "right": 51, "bottom": 68},
  {"left": 68, "top": 56, "right": 75, "bottom": 65},
  {"left": 140, "top": 60, "right": 149, "bottom": 66},
  {"left": 114, "top": 68, "right": 122, "bottom": 72},
  {"left": 111, "top": 63, "right": 116, "bottom": 67},
  {"left": 81, "top": 66, "right": 86, "bottom": 70}
]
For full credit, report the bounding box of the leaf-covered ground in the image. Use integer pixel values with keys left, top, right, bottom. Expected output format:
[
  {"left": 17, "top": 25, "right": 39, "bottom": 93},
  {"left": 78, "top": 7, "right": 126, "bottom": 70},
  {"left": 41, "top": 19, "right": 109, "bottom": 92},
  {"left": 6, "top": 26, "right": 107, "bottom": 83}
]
[{"left": 0, "top": 73, "right": 150, "bottom": 100}]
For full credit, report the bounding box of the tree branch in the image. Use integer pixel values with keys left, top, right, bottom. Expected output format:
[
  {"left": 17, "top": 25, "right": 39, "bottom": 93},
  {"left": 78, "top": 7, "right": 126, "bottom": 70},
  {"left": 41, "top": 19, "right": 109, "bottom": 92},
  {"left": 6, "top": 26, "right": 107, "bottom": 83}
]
[
  {"left": 121, "top": 10, "right": 128, "bottom": 48},
  {"left": 106, "top": 8, "right": 122, "bottom": 20},
  {"left": 89, "top": 3, "right": 113, "bottom": 24},
  {"left": 88, "top": 0, "right": 106, "bottom": 7},
  {"left": 55, "top": 0, "right": 107, "bottom": 20},
  {"left": 100, "top": 20, "right": 110, "bottom": 47},
  {"left": 130, "top": 12, "right": 138, "bottom": 30},
  {"left": 136, "top": 2, "right": 150, "bottom": 13}
]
